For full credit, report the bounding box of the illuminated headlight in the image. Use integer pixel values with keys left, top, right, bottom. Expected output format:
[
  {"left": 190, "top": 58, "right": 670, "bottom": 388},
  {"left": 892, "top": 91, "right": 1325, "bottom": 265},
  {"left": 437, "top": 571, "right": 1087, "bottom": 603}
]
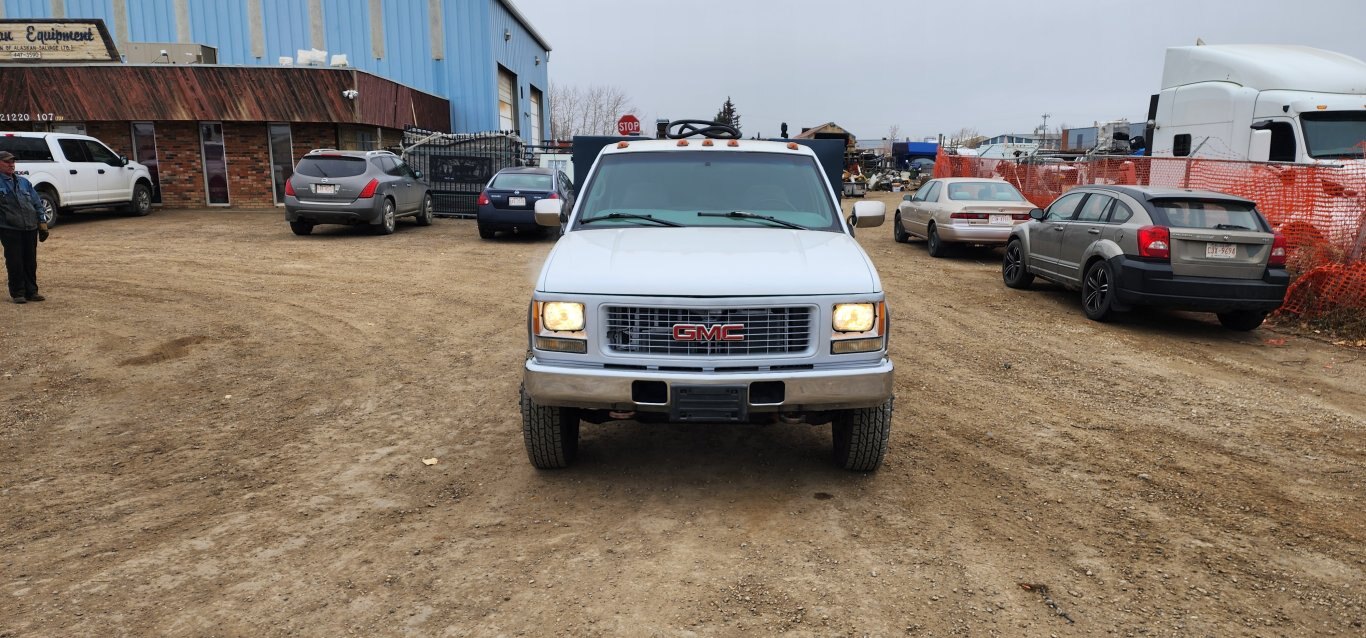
[
  {"left": 833, "top": 303, "right": 876, "bottom": 332},
  {"left": 541, "top": 302, "right": 584, "bottom": 332}
]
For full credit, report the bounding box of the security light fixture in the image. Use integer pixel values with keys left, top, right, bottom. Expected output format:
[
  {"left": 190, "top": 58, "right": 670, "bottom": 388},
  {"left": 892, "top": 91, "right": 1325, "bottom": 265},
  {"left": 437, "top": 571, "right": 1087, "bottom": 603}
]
[{"left": 504, "top": 28, "right": 511, "bottom": 42}]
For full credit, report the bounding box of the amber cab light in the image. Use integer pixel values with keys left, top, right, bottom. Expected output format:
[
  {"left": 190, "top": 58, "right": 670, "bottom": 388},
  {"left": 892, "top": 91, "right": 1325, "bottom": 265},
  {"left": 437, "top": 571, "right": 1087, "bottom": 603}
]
[
  {"left": 284, "top": 179, "right": 295, "bottom": 197},
  {"left": 476, "top": 190, "right": 490, "bottom": 206},
  {"left": 357, "top": 178, "right": 380, "bottom": 199},
  {"left": 1268, "top": 233, "right": 1287, "bottom": 267},
  {"left": 1137, "top": 225, "right": 1170, "bottom": 260}
]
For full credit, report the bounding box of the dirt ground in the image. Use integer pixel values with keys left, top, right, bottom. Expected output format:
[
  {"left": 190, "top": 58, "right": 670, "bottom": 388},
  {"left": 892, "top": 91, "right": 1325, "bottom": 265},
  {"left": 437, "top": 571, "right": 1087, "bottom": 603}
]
[{"left": 2, "top": 192, "right": 1363, "bottom": 637}]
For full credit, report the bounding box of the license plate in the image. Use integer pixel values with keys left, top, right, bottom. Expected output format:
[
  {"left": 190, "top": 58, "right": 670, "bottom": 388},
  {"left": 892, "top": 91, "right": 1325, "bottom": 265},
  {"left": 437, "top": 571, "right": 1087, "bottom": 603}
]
[
  {"left": 509, "top": 196, "right": 526, "bottom": 207},
  {"left": 1205, "top": 243, "right": 1237, "bottom": 259},
  {"left": 990, "top": 214, "right": 1012, "bottom": 225},
  {"left": 314, "top": 184, "right": 336, "bottom": 195}
]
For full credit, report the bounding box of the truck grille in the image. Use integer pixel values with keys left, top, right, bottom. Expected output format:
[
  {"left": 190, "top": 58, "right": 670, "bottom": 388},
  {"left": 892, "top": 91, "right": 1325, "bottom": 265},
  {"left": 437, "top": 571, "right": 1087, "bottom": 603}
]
[{"left": 604, "top": 306, "right": 813, "bottom": 356}]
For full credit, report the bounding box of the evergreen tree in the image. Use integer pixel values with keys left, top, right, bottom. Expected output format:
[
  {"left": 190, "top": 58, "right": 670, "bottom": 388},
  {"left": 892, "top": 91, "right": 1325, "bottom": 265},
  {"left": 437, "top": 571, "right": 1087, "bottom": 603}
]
[{"left": 713, "top": 97, "right": 741, "bottom": 133}]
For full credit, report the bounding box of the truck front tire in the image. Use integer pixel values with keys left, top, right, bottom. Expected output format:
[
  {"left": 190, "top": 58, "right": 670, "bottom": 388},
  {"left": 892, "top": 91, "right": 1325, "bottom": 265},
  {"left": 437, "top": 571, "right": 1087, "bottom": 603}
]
[
  {"left": 521, "top": 385, "right": 580, "bottom": 469},
  {"left": 832, "top": 399, "right": 892, "bottom": 472},
  {"left": 125, "top": 183, "right": 153, "bottom": 216},
  {"left": 38, "top": 190, "right": 59, "bottom": 227}
]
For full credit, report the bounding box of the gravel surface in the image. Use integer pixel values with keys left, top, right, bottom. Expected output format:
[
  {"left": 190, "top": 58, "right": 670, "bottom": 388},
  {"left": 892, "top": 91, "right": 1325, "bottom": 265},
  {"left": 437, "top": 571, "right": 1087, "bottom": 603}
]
[{"left": 2, "top": 193, "right": 1363, "bottom": 636}]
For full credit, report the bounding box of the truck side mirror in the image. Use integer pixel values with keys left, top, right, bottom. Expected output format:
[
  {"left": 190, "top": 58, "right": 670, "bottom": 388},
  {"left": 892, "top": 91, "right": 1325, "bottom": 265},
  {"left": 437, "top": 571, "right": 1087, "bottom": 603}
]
[
  {"left": 851, "top": 200, "right": 885, "bottom": 228},
  {"left": 1248, "top": 129, "right": 1272, "bottom": 163},
  {"left": 534, "top": 198, "right": 563, "bottom": 227}
]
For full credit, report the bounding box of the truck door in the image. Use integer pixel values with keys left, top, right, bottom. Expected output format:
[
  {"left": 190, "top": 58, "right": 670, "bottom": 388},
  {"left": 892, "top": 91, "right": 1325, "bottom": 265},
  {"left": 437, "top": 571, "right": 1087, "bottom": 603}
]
[
  {"left": 81, "top": 139, "right": 131, "bottom": 203},
  {"left": 54, "top": 138, "right": 101, "bottom": 205},
  {"left": 1029, "top": 191, "right": 1086, "bottom": 280}
]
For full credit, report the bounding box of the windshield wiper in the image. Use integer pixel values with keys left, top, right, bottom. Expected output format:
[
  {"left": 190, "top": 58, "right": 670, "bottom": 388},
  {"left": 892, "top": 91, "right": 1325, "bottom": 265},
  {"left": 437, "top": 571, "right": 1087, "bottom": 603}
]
[
  {"left": 579, "top": 212, "right": 682, "bottom": 227},
  {"left": 1312, "top": 152, "right": 1366, "bottom": 159},
  {"left": 1214, "top": 223, "right": 1253, "bottom": 230},
  {"left": 698, "top": 211, "right": 810, "bottom": 230}
]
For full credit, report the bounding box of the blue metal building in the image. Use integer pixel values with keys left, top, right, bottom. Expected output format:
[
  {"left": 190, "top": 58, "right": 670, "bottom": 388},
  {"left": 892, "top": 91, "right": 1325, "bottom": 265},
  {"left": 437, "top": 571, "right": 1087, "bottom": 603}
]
[{"left": 0, "top": 0, "right": 552, "bottom": 140}]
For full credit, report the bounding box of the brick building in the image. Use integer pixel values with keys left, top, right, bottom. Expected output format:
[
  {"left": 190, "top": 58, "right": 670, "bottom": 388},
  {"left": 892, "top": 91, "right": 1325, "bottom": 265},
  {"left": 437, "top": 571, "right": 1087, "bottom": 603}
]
[{"left": 1, "top": 64, "right": 449, "bottom": 209}]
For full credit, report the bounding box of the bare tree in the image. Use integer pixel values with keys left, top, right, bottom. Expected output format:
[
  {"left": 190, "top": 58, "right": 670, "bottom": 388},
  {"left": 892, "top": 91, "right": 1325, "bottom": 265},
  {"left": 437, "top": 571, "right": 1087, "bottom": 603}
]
[
  {"left": 885, "top": 125, "right": 901, "bottom": 154},
  {"left": 550, "top": 83, "right": 639, "bottom": 140},
  {"left": 947, "top": 127, "right": 982, "bottom": 148}
]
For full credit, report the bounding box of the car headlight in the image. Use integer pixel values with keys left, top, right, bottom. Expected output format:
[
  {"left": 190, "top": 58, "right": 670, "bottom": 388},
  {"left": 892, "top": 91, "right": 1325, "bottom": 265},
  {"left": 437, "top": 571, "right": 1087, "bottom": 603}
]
[
  {"left": 833, "top": 303, "right": 876, "bottom": 332},
  {"left": 541, "top": 302, "right": 584, "bottom": 332}
]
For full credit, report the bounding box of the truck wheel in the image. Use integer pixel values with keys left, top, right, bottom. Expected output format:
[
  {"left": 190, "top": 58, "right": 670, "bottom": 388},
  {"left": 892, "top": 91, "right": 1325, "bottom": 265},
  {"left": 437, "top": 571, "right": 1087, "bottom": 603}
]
[
  {"left": 289, "top": 220, "right": 314, "bottom": 236},
  {"left": 1217, "top": 310, "right": 1266, "bottom": 331},
  {"left": 521, "top": 385, "right": 580, "bottom": 469},
  {"left": 832, "top": 399, "right": 892, "bottom": 472},
  {"left": 38, "top": 191, "right": 59, "bottom": 227},
  {"left": 125, "top": 183, "right": 153, "bottom": 216}
]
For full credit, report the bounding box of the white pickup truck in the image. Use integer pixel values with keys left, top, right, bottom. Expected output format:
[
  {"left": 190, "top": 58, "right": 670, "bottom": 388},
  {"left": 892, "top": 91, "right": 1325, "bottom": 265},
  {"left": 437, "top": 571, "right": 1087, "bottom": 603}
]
[
  {"left": 521, "top": 121, "right": 895, "bottom": 471},
  {"left": 0, "top": 131, "right": 155, "bottom": 226}
]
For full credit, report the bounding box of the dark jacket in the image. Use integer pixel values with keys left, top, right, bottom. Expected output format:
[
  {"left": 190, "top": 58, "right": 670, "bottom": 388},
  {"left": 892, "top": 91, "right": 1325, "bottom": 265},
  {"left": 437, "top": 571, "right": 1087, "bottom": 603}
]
[{"left": 0, "top": 173, "right": 47, "bottom": 231}]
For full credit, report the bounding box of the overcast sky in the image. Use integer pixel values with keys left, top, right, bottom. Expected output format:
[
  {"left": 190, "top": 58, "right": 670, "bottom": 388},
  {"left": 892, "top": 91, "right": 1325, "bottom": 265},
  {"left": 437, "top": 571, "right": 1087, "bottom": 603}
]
[{"left": 512, "top": 0, "right": 1365, "bottom": 142}]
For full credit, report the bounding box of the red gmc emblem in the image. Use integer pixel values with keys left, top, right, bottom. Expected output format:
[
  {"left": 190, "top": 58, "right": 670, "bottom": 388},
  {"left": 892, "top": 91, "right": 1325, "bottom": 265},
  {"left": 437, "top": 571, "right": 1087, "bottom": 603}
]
[{"left": 672, "top": 323, "right": 744, "bottom": 341}]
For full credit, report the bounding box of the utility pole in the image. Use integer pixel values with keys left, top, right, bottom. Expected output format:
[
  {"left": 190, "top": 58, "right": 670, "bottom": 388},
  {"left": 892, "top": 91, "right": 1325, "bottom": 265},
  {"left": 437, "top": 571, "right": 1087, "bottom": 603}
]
[{"left": 1039, "top": 113, "right": 1051, "bottom": 149}]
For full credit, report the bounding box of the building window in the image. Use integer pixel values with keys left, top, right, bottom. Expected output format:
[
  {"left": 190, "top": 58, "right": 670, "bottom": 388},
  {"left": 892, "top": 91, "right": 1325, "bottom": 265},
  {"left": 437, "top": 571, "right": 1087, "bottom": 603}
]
[
  {"left": 529, "top": 86, "right": 543, "bottom": 146},
  {"left": 498, "top": 65, "right": 517, "bottom": 134},
  {"left": 200, "top": 122, "right": 230, "bottom": 205},
  {"left": 131, "top": 122, "right": 162, "bottom": 204},
  {"left": 1173, "top": 134, "right": 1192, "bottom": 157},
  {"left": 267, "top": 124, "right": 294, "bottom": 205}
]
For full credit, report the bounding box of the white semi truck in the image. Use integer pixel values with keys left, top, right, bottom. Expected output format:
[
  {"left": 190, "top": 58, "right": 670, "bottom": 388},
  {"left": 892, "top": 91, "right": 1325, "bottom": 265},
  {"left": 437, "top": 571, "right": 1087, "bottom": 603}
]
[{"left": 1147, "top": 44, "right": 1366, "bottom": 163}]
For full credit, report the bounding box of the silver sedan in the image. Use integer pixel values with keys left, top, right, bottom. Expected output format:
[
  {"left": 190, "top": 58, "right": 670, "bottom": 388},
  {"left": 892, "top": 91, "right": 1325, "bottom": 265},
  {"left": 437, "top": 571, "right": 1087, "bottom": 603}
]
[{"left": 893, "top": 178, "right": 1036, "bottom": 257}]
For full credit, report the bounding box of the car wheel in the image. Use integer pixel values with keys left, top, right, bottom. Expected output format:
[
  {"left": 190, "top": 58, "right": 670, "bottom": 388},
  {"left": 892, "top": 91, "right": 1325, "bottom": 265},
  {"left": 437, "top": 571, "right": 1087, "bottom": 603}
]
[
  {"left": 1081, "top": 259, "right": 1119, "bottom": 322},
  {"left": 1217, "top": 310, "right": 1267, "bottom": 331},
  {"left": 374, "top": 199, "right": 396, "bottom": 235},
  {"left": 1002, "top": 239, "right": 1035, "bottom": 289},
  {"left": 926, "top": 224, "right": 950, "bottom": 258},
  {"left": 478, "top": 224, "right": 495, "bottom": 239},
  {"left": 289, "top": 220, "right": 314, "bottom": 236},
  {"left": 520, "top": 385, "right": 580, "bottom": 469},
  {"left": 125, "top": 183, "right": 153, "bottom": 216},
  {"left": 893, "top": 213, "right": 911, "bottom": 243},
  {"left": 832, "top": 398, "right": 892, "bottom": 472},
  {"left": 37, "top": 190, "right": 59, "bottom": 227},
  {"left": 415, "top": 194, "right": 434, "bottom": 226}
]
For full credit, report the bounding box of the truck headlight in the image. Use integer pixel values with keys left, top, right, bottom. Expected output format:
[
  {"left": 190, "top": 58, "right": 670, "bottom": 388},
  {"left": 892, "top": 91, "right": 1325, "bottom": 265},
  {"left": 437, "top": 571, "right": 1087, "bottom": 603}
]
[
  {"left": 833, "top": 303, "right": 876, "bottom": 332},
  {"left": 541, "top": 302, "right": 584, "bottom": 332}
]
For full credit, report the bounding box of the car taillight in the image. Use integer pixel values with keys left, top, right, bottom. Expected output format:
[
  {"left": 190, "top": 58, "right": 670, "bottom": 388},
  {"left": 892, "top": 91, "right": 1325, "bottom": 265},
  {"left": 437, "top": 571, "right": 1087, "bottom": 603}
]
[
  {"left": 1268, "top": 233, "right": 1287, "bottom": 267},
  {"left": 1011, "top": 213, "right": 1031, "bottom": 220},
  {"left": 357, "top": 178, "right": 379, "bottom": 198},
  {"left": 1137, "top": 225, "right": 1170, "bottom": 260},
  {"left": 476, "top": 190, "right": 490, "bottom": 206},
  {"left": 547, "top": 192, "right": 559, "bottom": 199},
  {"left": 949, "top": 212, "right": 988, "bottom": 220},
  {"left": 284, "top": 179, "right": 295, "bottom": 197}
]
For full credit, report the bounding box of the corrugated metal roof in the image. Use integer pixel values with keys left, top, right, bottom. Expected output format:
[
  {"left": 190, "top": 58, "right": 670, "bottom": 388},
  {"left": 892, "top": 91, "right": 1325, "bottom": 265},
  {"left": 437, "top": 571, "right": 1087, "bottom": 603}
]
[{"left": 0, "top": 64, "right": 449, "bottom": 129}]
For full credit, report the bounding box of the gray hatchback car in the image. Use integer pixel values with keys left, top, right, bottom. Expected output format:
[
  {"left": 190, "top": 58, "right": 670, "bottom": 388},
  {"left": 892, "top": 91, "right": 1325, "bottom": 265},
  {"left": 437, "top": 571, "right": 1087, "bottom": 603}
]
[
  {"left": 284, "top": 149, "right": 433, "bottom": 235},
  {"left": 1002, "top": 185, "right": 1289, "bottom": 330}
]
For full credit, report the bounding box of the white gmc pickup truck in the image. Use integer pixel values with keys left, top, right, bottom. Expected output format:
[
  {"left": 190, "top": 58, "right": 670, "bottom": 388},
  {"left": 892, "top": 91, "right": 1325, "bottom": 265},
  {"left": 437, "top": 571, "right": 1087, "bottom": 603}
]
[
  {"left": 521, "top": 121, "right": 895, "bottom": 471},
  {"left": 0, "top": 131, "right": 155, "bottom": 226}
]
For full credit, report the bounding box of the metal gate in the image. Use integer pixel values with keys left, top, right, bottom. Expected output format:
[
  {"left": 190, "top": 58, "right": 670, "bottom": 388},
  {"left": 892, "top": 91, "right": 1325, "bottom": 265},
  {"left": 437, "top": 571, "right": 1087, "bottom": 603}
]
[{"left": 400, "top": 127, "right": 525, "bottom": 217}]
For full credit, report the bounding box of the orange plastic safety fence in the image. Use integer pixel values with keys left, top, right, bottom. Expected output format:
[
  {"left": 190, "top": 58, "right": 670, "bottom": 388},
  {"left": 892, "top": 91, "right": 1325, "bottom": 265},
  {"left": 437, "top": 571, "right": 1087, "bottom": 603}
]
[{"left": 932, "top": 150, "right": 1366, "bottom": 321}]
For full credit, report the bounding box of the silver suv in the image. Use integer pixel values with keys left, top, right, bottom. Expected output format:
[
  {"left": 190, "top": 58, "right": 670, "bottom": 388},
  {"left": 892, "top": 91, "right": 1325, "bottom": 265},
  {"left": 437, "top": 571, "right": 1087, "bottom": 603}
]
[
  {"left": 1002, "top": 185, "right": 1289, "bottom": 330},
  {"left": 284, "top": 149, "right": 433, "bottom": 235}
]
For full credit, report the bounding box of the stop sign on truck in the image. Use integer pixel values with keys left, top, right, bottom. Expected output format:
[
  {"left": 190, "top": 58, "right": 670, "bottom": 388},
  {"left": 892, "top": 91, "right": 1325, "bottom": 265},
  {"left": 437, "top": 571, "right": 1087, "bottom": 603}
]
[{"left": 616, "top": 114, "right": 641, "bottom": 136}]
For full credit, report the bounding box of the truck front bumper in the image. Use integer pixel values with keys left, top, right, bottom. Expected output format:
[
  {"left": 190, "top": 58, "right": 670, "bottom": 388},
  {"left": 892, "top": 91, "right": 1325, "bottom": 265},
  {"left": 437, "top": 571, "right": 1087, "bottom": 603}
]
[{"left": 524, "top": 357, "right": 894, "bottom": 413}]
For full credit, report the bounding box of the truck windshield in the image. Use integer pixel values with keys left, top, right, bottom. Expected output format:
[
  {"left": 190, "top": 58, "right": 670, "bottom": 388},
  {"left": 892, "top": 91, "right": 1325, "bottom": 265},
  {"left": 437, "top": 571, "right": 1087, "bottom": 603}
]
[
  {"left": 575, "top": 151, "right": 840, "bottom": 231},
  {"left": 1301, "top": 112, "right": 1366, "bottom": 159}
]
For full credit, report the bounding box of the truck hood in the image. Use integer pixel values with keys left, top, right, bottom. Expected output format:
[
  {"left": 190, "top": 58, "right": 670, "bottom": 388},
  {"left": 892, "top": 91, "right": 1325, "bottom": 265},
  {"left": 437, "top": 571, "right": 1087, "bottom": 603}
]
[{"left": 537, "top": 227, "right": 881, "bottom": 296}]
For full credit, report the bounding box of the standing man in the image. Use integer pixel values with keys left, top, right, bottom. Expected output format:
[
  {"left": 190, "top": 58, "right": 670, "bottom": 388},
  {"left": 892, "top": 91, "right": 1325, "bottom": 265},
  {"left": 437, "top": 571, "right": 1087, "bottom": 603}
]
[{"left": 0, "top": 150, "right": 50, "bottom": 304}]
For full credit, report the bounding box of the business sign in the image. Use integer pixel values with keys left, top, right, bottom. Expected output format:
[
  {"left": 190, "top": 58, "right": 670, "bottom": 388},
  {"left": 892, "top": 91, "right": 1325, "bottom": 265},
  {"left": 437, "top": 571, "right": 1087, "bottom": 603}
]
[{"left": 0, "top": 19, "right": 120, "bottom": 63}]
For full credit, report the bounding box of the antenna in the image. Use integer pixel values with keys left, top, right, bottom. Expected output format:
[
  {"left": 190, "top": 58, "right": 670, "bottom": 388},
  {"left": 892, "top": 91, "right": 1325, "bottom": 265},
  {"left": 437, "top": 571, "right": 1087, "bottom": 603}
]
[{"left": 1039, "top": 113, "right": 1051, "bottom": 149}]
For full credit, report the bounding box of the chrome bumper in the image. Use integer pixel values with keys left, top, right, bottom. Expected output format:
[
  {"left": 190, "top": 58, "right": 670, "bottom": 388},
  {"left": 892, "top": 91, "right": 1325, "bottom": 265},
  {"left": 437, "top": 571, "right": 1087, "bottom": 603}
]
[{"left": 523, "top": 357, "right": 894, "bottom": 412}]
